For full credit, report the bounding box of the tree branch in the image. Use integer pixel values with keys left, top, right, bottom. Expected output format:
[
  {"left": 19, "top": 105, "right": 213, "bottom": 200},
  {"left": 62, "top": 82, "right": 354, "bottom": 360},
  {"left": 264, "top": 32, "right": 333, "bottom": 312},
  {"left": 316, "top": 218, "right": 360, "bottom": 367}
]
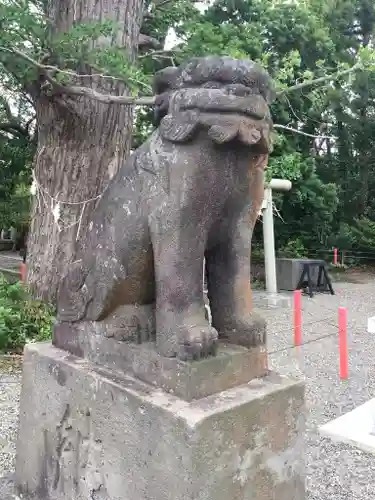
[
  {"left": 51, "top": 83, "right": 155, "bottom": 106},
  {"left": 0, "top": 46, "right": 45, "bottom": 72},
  {"left": 0, "top": 45, "right": 363, "bottom": 116},
  {"left": 25, "top": 115, "right": 36, "bottom": 135},
  {"left": 0, "top": 122, "right": 30, "bottom": 139},
  {"left": 0, "top": 46, "right": 154, "bottom": 103},
  {"left": 0, "top": 96, "right": 13, "bottom": 121},
  {"left": 138, "top": 48, "right": 180, "bottom": 59},
  {"left": 276, "top": 63, "right": 361, "bottom": 96},
  {"left": 274, "top": 124, "right": 336, "bottom": 140},
  {"left": 153, "top": 0, "right": 175, "bottom": 8},
  {"left": 143, "top": 0, "right": 175, "bottom": 19},
  {"left": 0, "top": 46, "right": 125, "bottom": 83}
]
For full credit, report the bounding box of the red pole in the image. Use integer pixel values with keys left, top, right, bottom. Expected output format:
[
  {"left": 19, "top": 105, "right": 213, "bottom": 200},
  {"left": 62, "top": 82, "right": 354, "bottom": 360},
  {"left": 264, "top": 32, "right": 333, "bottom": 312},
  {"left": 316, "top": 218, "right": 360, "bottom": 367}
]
[
  {"left": 333, "top": 248, "right": 338, "bottom": 265},
  {"left": 20, "top": 262, "right": 27, "bottom": 283},
  {"left": 294, "top": 290, "right": 302, "bottom": 346},
  {"left": 339, "top": 307, "right": 348, "bottom": 380}
]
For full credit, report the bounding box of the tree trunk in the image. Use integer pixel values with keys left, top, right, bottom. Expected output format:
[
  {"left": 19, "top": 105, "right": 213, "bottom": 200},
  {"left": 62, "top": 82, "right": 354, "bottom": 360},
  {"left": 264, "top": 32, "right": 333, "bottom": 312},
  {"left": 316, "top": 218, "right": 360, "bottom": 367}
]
[{"left": 27, "top": 0, "right": 144, "bottom": 302}]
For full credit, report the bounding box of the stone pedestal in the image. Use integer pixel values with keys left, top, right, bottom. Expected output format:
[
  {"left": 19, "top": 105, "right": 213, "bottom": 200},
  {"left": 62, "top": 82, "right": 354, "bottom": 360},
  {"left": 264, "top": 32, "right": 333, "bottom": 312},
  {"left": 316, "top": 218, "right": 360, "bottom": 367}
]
[{"left": 15, "top": 342, "right": 305, "bottom": 500}]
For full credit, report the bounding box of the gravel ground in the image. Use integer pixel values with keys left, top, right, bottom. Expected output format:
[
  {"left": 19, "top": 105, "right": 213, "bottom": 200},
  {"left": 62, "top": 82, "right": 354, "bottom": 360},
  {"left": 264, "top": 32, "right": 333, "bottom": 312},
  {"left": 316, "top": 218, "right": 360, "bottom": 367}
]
[
  {"left": 2, "top": 277, "right": 375, "bottom": 499},
  {"left": 258, "top": 279, "right": 375, "bottom": 500},
  {"left": 0, "top": 253, "right": 22, "bottom": 271},
  {"left": 0, "top": 358, "right": 21, "bottom": 481}
]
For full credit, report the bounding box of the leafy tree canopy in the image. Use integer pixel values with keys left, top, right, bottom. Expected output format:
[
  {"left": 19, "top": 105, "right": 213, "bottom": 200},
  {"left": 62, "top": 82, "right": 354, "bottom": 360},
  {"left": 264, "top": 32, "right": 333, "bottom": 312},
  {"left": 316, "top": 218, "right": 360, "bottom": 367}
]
[{"left": 1, "top": 0, "right": 375, "bottom": 258}]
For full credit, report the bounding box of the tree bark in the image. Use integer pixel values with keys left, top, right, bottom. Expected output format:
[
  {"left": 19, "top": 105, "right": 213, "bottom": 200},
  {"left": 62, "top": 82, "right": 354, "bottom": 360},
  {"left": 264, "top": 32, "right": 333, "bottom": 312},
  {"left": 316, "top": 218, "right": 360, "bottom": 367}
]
[{"left": 27, "top": 0, "right": 144, "bottom": 302}]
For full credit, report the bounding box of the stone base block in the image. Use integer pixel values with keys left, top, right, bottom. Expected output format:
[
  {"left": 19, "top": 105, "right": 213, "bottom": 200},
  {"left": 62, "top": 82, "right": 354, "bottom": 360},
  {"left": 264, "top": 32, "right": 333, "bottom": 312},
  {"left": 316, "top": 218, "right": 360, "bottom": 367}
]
[
  {"left": 53, "top": 322, "right": 268, "bottom": 401},
  {"left": 16, "top": 343, "right": 305, "bottom": 500}
]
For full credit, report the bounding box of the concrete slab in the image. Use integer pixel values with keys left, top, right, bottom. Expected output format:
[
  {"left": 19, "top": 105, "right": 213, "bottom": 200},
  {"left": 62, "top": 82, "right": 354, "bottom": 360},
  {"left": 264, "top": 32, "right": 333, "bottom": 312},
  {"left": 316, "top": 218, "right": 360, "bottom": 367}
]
[
  {"left": 367, "top": 316, "right": 375, "bottom": 334},
  {"left": 319, "top": 398, "right": 375, "bottom": 455},
  {"left": 252, "top": 291, "right": 292, "bottom": 309}
]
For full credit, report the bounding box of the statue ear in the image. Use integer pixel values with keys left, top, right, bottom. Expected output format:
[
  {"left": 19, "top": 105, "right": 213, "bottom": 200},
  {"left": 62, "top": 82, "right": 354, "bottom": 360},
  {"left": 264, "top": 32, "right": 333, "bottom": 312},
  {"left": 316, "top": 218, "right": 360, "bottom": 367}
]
[
  {"left": 237, "top": 121, "right": 273, "bottom": 153},
  {"left": 154, "top": 93, "right": 170, "bottom": 124},
  {"left": 237, "top": 122, "right": 262, "bottom": 145},
  {"left": 159, "top": 113, "right": 199, "bottom": 142},
  {"left": 251, "top": 124, "right": 273, "bottom": 154}
]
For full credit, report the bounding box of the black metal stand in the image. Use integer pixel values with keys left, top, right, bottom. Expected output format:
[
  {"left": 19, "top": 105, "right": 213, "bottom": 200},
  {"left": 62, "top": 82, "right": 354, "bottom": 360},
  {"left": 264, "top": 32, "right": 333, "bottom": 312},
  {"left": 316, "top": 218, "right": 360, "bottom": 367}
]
[{"left": 296, "top": 260, "right": 334, "bottom": 298}]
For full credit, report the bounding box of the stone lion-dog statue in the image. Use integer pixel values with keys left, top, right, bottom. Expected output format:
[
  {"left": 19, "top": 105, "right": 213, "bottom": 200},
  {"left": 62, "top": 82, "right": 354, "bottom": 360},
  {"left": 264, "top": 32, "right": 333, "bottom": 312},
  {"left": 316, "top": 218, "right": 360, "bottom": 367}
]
[{"left": 54, "top": 55, "right": 274, "bottom": 361}]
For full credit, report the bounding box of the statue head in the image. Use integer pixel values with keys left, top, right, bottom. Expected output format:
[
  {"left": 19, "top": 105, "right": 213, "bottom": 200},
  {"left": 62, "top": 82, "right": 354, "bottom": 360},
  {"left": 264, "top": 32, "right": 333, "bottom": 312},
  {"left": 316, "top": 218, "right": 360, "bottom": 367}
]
[{"left": 153, "top": 56, "right": 274, "bottom": 153}]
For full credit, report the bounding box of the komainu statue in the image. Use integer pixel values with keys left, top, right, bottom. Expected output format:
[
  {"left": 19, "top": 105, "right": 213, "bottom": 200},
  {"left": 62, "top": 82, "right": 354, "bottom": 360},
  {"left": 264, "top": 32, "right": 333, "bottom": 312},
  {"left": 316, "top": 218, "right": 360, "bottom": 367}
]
[{"left": 54, "top": 56, "right": 274, "bottom": 361}]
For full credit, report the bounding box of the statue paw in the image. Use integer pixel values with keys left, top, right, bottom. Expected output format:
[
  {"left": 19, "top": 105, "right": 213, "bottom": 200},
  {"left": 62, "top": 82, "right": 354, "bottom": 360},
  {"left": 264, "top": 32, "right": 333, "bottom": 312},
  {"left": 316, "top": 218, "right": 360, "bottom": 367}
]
[
  {"left": 216, "top": 312, "right": 266, "bottom": 347},
  {"left": 177, "top": 325, "right": 218, "bottom": 361}
]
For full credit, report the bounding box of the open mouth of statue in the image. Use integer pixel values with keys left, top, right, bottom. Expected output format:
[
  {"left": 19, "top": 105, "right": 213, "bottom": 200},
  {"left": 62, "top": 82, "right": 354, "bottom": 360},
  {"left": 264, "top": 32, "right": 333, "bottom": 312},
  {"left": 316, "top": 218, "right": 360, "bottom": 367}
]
[{"left": 172, "top": 88, "right": 271, "bottom": 121}]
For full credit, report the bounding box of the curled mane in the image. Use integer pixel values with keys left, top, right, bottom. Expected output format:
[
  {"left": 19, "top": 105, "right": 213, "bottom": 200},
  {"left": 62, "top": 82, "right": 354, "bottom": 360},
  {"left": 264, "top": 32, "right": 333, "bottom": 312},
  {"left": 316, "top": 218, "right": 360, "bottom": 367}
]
[{"left": 152, "top": 56, "right": 274, "bottom": 152}]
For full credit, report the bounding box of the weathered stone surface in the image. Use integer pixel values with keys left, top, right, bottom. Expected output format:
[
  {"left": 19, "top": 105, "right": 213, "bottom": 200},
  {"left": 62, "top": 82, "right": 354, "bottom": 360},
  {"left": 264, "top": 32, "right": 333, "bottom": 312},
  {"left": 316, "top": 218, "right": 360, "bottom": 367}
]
[
  {"left": 0, "top": 474, "right": 15, "bottom": 500},
  {"left": 54, "top": 55, "right": 274, "bottom": 361},
  {"left": 16, "top": 343, "right": 305, "bottom": 500},
  {"left": 53, "top": 321, "right": 268, "bottom": 401}
]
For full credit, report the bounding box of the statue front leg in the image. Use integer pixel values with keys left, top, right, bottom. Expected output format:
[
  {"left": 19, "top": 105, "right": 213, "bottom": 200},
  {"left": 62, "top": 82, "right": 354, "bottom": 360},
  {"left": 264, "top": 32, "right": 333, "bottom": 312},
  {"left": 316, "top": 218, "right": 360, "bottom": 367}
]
[
  {"left": 206, "top": 174, "right": 266, "bottom": 349},
  {"left": 150, "top": 214, "right": 218, "bottom": 360},
  {"left": 206, "top": 223, "right": 266, "bottom": 347}
]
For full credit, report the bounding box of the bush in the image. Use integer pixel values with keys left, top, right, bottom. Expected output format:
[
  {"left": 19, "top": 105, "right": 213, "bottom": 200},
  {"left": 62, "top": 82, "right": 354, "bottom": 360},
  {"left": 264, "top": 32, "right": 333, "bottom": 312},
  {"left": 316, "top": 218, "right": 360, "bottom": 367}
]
[
  {"left": 268, "top": 152, "right": 339, "bottom": 251},
  {"left": 278, "top": 238, "right": 308, "bottom": 258},
  {"left": 0, "top": 276, "right": 54, "bottom": 353},
  {"left": 330, "top": 217, "right": 375, "bottom": 264},
  {"left": 251, "top": 242, "right": 265, "bottom": 262},
  {"left": 0, "top": 183, "right": 31, "bottom": 232}
]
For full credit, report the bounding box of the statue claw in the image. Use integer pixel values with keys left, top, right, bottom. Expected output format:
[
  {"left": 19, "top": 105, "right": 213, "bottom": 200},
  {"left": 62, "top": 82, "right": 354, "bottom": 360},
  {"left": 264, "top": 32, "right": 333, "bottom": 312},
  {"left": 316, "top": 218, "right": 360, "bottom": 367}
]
[{"left": 177, "top": 325, "right": 218, "bottom": 361}]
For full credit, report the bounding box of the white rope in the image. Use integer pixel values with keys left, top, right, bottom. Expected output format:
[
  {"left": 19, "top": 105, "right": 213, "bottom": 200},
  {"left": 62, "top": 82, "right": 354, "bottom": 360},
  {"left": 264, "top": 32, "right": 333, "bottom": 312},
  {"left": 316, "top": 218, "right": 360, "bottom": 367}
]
[
  {"left": 31, "top": 169, "right": 103, "bottom": 237},
  {"left": 31, "top": 170, "right": 103, "bottom": 205}
]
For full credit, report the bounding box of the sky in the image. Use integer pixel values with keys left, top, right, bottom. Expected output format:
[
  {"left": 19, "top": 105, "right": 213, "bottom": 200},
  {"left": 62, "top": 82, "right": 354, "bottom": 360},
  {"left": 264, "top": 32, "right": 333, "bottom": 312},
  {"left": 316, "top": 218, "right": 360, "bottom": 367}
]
[{"left": 164, "top": 1, "right": 209, "bottom": 49}]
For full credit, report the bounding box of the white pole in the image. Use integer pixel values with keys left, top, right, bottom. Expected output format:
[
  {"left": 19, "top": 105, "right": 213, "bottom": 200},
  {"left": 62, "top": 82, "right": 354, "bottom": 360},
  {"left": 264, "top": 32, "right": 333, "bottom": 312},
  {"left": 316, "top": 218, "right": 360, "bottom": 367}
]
[
  {"left": 261, "top": 179, "right": 292, "bottom": 295},
  {"left": 262, "top": 187, "right": 277, "bottom": 294},
  {"left": 269, "top": 179, "right": 292, "bottom": 191}
]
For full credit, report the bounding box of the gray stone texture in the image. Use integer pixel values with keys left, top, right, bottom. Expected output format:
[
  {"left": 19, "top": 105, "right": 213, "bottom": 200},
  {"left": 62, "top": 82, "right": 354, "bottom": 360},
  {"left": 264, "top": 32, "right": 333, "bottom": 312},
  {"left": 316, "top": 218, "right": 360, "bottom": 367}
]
[
  {"left": 51, "top": 321, "right": 268, "bottom": 401},
  {"left": 15, "top": 343, "right": 305, "bottom": 500},
  {"left": 276, "top": 258, "right": 327, "bottom": 292},
  {"left": 54, "top": 55, "right": 274, "bottom": 361},
  {"left": 0, "top": 474, "right": 15, "bottom": 500}
]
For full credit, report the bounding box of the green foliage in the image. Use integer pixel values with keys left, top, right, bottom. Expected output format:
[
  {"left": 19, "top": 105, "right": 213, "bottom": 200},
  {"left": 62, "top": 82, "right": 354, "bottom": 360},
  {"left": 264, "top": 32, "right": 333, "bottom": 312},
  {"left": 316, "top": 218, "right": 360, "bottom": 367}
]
[
  {"left": 176, "top": 0, "right": 375, "bottom": 255},
  {"left": 1, "top": 0, "right": 375, "bottom": 271},
  {"left": 0, "top": 184, "right": 31, "bottom": 230},
  {"left": 266, "top": 151, "right": 306, "bottom": 182},
  {"left": 278, "top": 238, "right": 308, "bottom": 259},
  {"left": 51, "top": 21, "right": 152, "bottom": 93},
  {"left": 0, "top": 277, "right": 54, "bottom": 353},
  {"left": 267, "top": 153, "right": 339, "bottom": 249},
  {"left": 0, "top": 1, "right": 154, "bottom": 96},
  {"left": 132, "top": 107, "right": 155, "bottom": 149},
  {"left": 0, "top": 136, "right": 34, "bottom": 200},
  {"left": 332, "top": 218, "right": 375, "bottom": 254},
  {"left": 0, "top": 91, "right": 35, "bottom": 209},
  {"left": 251, "top": 243, "right": 264, "bottom": 262}
]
